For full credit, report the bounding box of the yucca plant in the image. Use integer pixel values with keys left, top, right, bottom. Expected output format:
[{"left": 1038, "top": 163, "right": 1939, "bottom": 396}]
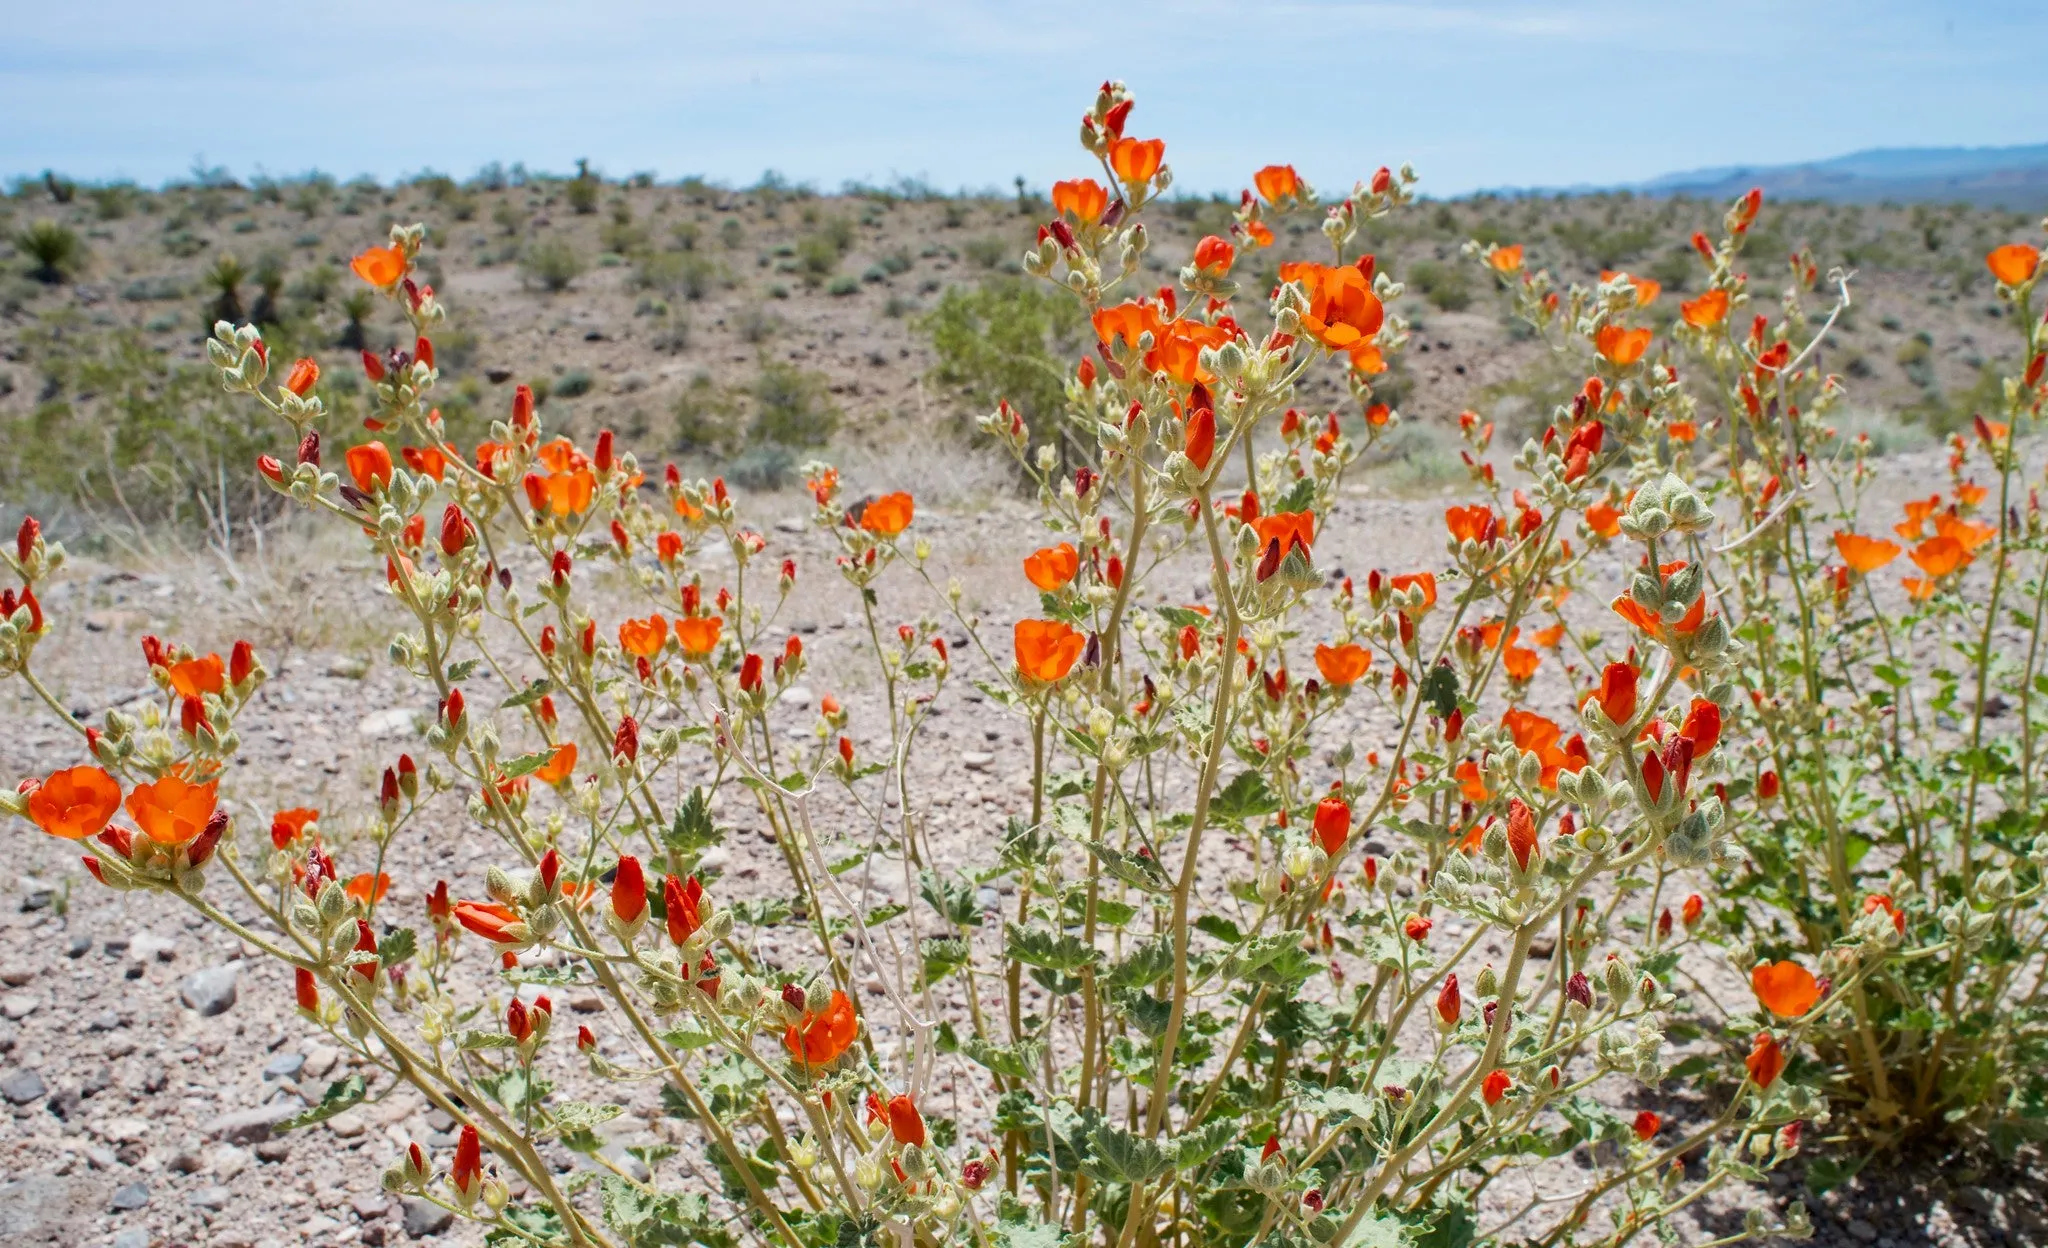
[
  {"left": 14, "top": 219, "right": 85, "bottom": 284},
  {"left": 204, "top": 253, "right": 247, "bottom": 325}
]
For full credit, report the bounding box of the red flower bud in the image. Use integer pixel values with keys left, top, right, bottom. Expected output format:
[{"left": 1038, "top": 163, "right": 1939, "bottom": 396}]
[
  {"left": 361, "top": 349, "right": 385, "bottom": 382},
  {"left": 296, "top": 967, "right": 319, "bottom": 1012}
]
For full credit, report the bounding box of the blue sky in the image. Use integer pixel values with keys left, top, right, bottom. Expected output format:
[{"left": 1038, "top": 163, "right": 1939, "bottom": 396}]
[{"left": 5, "top": 1, "right": 2043, "bottom": 198}]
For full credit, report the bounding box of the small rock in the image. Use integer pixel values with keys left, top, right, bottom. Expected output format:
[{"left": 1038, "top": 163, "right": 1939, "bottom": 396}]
[
  {"left": 1846, "top": 1219, "right": 1879, "bottom": 1243},
  {"left": 168, "top": 1151, "right": 204, "bottom": 1173},
  {"left": 66, "top": 934, "right": 91, "bottom": 959},
  {"left": 326, "top": 1108, "right": 368, "bottom": 1138},
  {"left": 778, "top": 685, "right": 813, "bottom": 708},
  {"left": 302, "top": 1044, "right": 341, "bottom": 1079},
  {"left": 485, "top": 368, "right": 513, "bottom": 384},
  {"left": 774, "top": 517, "right": 807, "bottom": 534},
  {"left": 210, "top": 1145, "right": 251, "bottom": 1179},
  {"left": 264, "top": 1052, "right": 306, "bottom": 1080},
  {"left": 0, "top": 1069, "right": 45, "bottom": 1104},
  {"left": 254, "top": 1139, "right": 291, "bottom": 1163},
  {"left": 356, "top": 707, "right": 422, "bottom": 739},
  {"left": 696, "top": 847, "right": 731, "bottom": 873},
  {"left": 88, "top": 1010, "right": 121, "bottom": 1031},
  {"left": 206, "top": 1102, "right": 300, "bottom": 1145},
  {"left": 111, "top": 1230, "right": 150, "bottom": 1248},
  {"left": 961, "top": 751, "right": 995, "bottom": 771},
  {"left": 180, "top": 964, "right": 239, "bottom": 1016},
  {"left": 189, "top": 1185, "right": 232, "bottom": 1211},
  {"left": 0, "top": 965, "right": 34, "bottom": 987},
  {"left": 569, "top": 994, "right": 604, "bottom": 1014},
  {"left": 17, "top": 879, "right": 54, "bottom": 912},
  {"left": 327, "top": 656, "right": 372, "bottom": 679},
  {"left": 351, "top": 1193, "right": 391, "bottom": 1219},
  {"left": 1529, "top": 934, "right": 1557, "bottom": 959},
  {"left": 109, "top": 1181, "right": 151, "bottom": 1211},
  {"left": 98, "top": 1116, "right": 151, "bottom": 1143},
  {"left": 129, "top": 932, "right": 178, "bottom": 962},
  {"left": 402, "top": 1196, "right": 455, "bottom": 1237},
  {"left": 0, "top": 991, "right": 41, "bottom": 1020}
]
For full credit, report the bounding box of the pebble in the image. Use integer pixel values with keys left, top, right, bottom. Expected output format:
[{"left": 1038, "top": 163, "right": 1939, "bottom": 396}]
[
  {"left": 350, "top": 1192, "right": 390, "bottom": 1219},
  {"left": 326, "top": 1108, "right": 368, "bottom": 1138},
  {"left": 0, "top": 991, "right": 41, "bottom": 1020},
  {"left": 570, "top": 994, "right": 604, "bottom": 1014},
  {"left": 180, "top": 964, "right": 240, "bottom": 1016},
  {"left": 961, "top": 751, "right": 995, "bottom": 770},
  {"left": 190, "top": 1184, "right": 233, "bottom": 1210},
  {"left": 212, "top": 1144, "right": 251, "bottom": 1178},
  {"left": 254, "top": 1139, "right": 291, "bottom": 1163},
  {"left": 356, "top": 707, "right": 421, "bottom": 739},
  {"left": 779, "top": 684, "right": 813, "bottom": 708},
  {"left": 0, "top": 1069, "right": 46, "bottom": 1104},
  {"left": 109, "top": 1180, "right": 151, "bottom": 1211},
  {"left": 111, "top": 1230, "right": 149, "bottom": 1248},
  {"left": 0, "top": 964, "right": 35, "bottom": 987},
  {"left": 206, "top": 1103, "right": 300, "bottom": 1145},
  {"left": 302, "top": 1044, "right": 341, "bottom": 1079},
  {"left": 129, "top": 932, "right": 178, "bottom": 962},
  {"left": 264, "top": 1052, "right": 306, "bottom": 1080},
  {"left": 65, "top": 934, "right": 91, "bottom": 959},
  {"left": 1846, "top": 1218, "right": 1879, "bottom": 1243},
  {"left": 402, "top": 1196, "right": 455, "bottom": 1236}
]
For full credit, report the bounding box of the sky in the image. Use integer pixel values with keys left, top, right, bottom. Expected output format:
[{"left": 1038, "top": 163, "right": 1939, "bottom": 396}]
[{"left": 5, "top": 1, "right": 2045, "bottom": 199}]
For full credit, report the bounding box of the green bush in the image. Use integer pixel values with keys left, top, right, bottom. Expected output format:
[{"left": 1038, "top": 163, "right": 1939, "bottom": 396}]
[
  {"left": 747, "top": 357, "right": 839, "bottom": 447},
  {"left": 671, "top": 371, "right": 741, "bottom": 452},
  {"left": 962, "top": 235, "right": 1012, "bottom": 270},
  {"left": 519, "top": 239, "right": 585, "bottom": 291},
  {"left": 555, "top": 368, "right": 594, "bottom": 398},
  {"left": 634, "top": 250, "right": 718, "bottom": 301},
  {"left": 1406, "top": 258, "right": 1472, "bottom": 311},
  {"left": 916, "top": 275, "right": 1086, "bottom": 433},
  {"left": 14, "top": 220, "right": 85, "bottom": 284}
]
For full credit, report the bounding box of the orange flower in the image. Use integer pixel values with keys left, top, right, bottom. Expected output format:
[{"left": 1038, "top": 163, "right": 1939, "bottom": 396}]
[
  {"left": 1483, "top": 1069, "right": 1512, "bottom": 1105},
  {"left": 1585, "top": 501, "right": 1622, "bottom": 538},
  {"left": 784, "top": 988, "right": 859, "bottom": 1064},
  {"left": 858, "top": 492, "right": 914, "bottom": 537},
  {"left": 534, "top": 742, "right": 578, "bottom": 785},
  {"left": 1594, "top": 325, "right": 1653, "bottom": 366},
  {"left": 1833, "top": 532, "right": 1901, "bottom": 575},
  {"left": 529, "top": 469, "right": 596, "bottom": 516},
  {"left": 1932, "top": 512, "right": 1996, "bottom": 553},
  {"left": 1314, "top": 643, "right": 1370, "bottom": 686},
  {"left": 1185, "top": 403, "right": 1217, "bottom": 469},
  {"left": 168, "top": 654, "right": 226, "bottom": 698},
  {"left": 350, "top": 245, "right": 406, "bottom": 288},
  {"left": 1390, "top": 571, "right": 1437, "bottom": 613},
  {"left": 402, "top": 444, "right": 452, "bottom": 480},
  {"left": 1986, "top": 242, "right": 2040, "bottom": 286},
  {"left": 1487, "top": 245, "right": 1523, "bottom": 274},
  {"left": 1590, "top": 661, "right": 1638, "bottom": 726},
  {"left": 346, "top": 441, "right": 394, "bottom": 493},
  {"left": 887, "top": 1093, "right": 927, "bottom": 1147},
  {"left": 453, "top": 900, "right": 528, "bottom": 944},
  {"left": 346, "top": 872, "right": 392, "bottom": 905},
  {"left": 1253, "top": 511, "right": 1316, "bottom": 558},
  {"left": 1909, "top": 536, "right": 1966, "bottom": 579},
  {"left": 26, "top": 765, "right": 122, "bottom": 840},
  {"left": 1751, "top": 960, "right": 1820, "bottom": 1018},
  {"left": 1455, "top": 759, "right": 1490, "bottom": 803},
  {"left": 124, "top": 773, "right": 220, "bottom": 846},
  {"left": 674, "top": 615, "right": 724, "bottom": 660},
  {"left": 1014, "top": 619, "right": 1085, "bottom": 683},
  {"left": 1901, "top": 576, "right": 1938, "bottom": 602},
  {"left": 1501, "top": 708, "right": 1589, "bottom": 790},
  {"left": 618, "top": 614, "right": 668, "bottom": 658},
  {"left": 1023, "top": 543, "right": 1080, "bottom": 592},
  {"left": 1667, "top": 421, "right": 1697, "bottom": 443},
  {"left": 1281, "top": 261, "right": 1384, "bottom": 349},
  {"left": 1680, "top": 288, "right": 1730, "bottom": 328},
  {"left": 1253, "top": 164, "right": 1301, "bottom": 205},
  {"left": 1192, "top": 234, "right": 1235, "bottom": 275},
  {"left": 1091, "top": 300, "right": 1165, "bottom": 351},
  {"left": 1108, "top": 137, "right": 1165, "bottom": 185},
  {"left": 1506, "top": 798, "right": 1538, "bottom": 871},
  {"left": 1444, "top": 505, "right": 1497, "bottom": 545},
  {"left": 1746, "top": 1032, "right": 1785, "bottom": 1089},
  {"left": 284, "top": 357, "right": 320, "bottom": 397},
  {"left": 1895, "top": 494, "right": 1942, "bottom": 541},
  {"left": 1347, "top": 341, "right": 1388, "bottom": 376},
  {"left": 1051, "top": 177, "right": 1108, "bottom": 224},
  {"left": 1503, "top": 645, "right": 1540, "bottom": 681},
  {"left": 270, "top": 807, "right": 318, "bottom": 848}
]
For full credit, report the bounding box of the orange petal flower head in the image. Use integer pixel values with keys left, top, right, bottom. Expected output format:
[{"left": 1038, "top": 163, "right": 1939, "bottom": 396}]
[
  {"left": 1987, "top": 243, "right": 2040, "bottom": 286},
  {"left": 1253, "top": 164, "right": 1302, "bottom": 205},
  {"left": 1594, "top": 325, "right": 1653, "bottom": 366},
  {"left": 26, "top": 765, "right": 122, "bottom": 840},
  {"left": 858, "top": 492, "right": 914, "bottom": 537},
  {"left": 1833, "top": 532, "right": 1901, "bottom": 575},
  {"left": 1109, "top": 137, "right": 1165, "bottom": 185},
  {"left": 1487, "top": 245, "right": 1523, "bottom": 274},
  {"left": 1051, "top": 177, "right": 1108, "bottom": 224},
  {"left": 1023, "top": 543, "right": 1080, "bottom": 592},
  {"left": 1910, "top": 536, "right": 1966, "bottom": 579},
  {"left": 784, "top": 988, "right": 859, "bottom": 1064},
  {"left": 350, "top": 245, "right": 406, "bottom": 288},
  {"left": 674, "top": 615, "right": 724, "bottom": 660},
  {"left": 618, "top": 614, "right": 668, "bottom": 659},
  {"left": 1746, "top": 1031, "right": 1786, "bottom": 1089},
  {"left": 346, "top": 441, "right": 394, "bottom": 493},
  {"left": 124, "top": 773, "right": 220, "bottom": 846},
  {"left": 1313, "top": 643, "right": 1369, "bottom": 686},
  {"left": 1014, "top": 619, "right": 1086, "bottom": 684},
  {"left": 1751, "top": 960, "right": 1820, "bottom": 1018},
  {"left": 1286, "top": 262, "right": 1384, "bottom": 349},
  {"left": 1680, "top": 288, "right": 1730, "bottom": 328},
  {"left": 168, "top": 653, "right": 226, "bottom": 698}
]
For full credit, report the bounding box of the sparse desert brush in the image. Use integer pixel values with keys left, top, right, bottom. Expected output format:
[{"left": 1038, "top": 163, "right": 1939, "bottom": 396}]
[
  {"left": 13, "top": 218, "right": 86, "bottom": 283},
  {"left": 6, "top": 80, "right": 2048, "bottom": 1248},
  {"left": 521, "top": 238, "right": 587, "bottom": 292}
]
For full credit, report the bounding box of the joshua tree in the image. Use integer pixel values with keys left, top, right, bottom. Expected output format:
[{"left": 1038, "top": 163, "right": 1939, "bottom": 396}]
[{"left": 338, "top": 290, "right": 374, "bottom": 349}]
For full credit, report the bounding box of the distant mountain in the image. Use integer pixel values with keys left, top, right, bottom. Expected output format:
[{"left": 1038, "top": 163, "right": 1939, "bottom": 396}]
[{"left": 1636, "top": 144, "right": 2048, "bottom": 210}]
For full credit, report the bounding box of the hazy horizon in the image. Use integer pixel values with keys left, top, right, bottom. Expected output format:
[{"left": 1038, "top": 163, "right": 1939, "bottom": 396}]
[{"left": 7, "top": 1, "right": 2044, "bottom": 199}]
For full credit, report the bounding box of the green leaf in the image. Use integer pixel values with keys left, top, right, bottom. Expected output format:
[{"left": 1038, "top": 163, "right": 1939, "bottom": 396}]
[
  {"left": 864, "top": 902, "right": 907, "bottom": 927},
  {"left": 377, "top": 927, "right": 418, "bottom": 967},
  {"left": 275, "top": 1073, "right": 366, "bottom": 1132},
  {"left": 1105, "top": 938, "right": 1175, "bottom": 990},
  {"left": 993, "top": 1196, "right": 1082, "bottom": 1248},
  {"left": 444, "top": 658, "right": 481, "bottom": 683},
  {"left": 1804, "top": 1152, "right": 1868, "bottom": 1195},
  {"left": 1211, "top": 771, "right": 1281, "bottom": 823},
  {"left": 1274, "top": 476, "right": 1318, "bottom": 515},
  {"left": 1086, "top": 840, "right": 1169, "bottom": 894},
  {"left": 1154, "top": 605, "right": 1209, "bottom": 629},
  {"left": 1420, "top": 663, "right": 1460, "bottom": 719},
  {"left": 542, "top": 1101, "right": 623, "bottom": 1140},
  {"left": 1082, "top": 1121, "right": 1172, "bottom": 1184},
  {"left": 501, "top": 678, "right": 554, "bottom": 709},
  {"left": 962, "top": 1035, "right": 1044, "bottom": 1080},
  {"left": 665, "top": 787, "right": 722, "bottom": 855},
  {"left": 1171, "top": 1118, "right": 1238, "bottom": 1166},
  {"left": 498, "top": 750, "right": 554, "bottom": 779},
  {"left": 658, "top": 1024, "right": 717, "bottom": 1051},
  {"left": 457, "top": 1030, "right": 520, "bottom": 1051},
  {"left": 1005, "top": 923, "right": 1101, "bottom": 972},
  {"left": 1195, "top": 915, "right": 1243, "bottom": 944}
]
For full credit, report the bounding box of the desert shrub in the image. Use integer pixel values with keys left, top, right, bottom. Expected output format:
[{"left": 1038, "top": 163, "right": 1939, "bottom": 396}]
[
  {"left": 28, "top": 93, "right": 2045, "bottom": 1248},
  {"left": 733, "top": 305, "right": 780, "bottom": 344},
  {"left": 746, "top": 356, "right": 839, "bottom": 446},
  {"left": 633, "top": 250, "right": 717, "bottom": 301},
  {"left": 1406, "top": 258, "right": 1472, "bottom": 311},
  {"left": 916, "top": 275, "right": 1086, "bottom": 436},
  {"left": 14, "top": 219, "right": 86, "bottom": 283},
  {"left": 519, "top": 239, "right": 585, "bottom": 292},
  {"left": 204, "top": 253, "right": 246, "bottom": 325},
  {"left": 826, "top": 274, "right": 860, "bottom": 296},
  {"left": 670, "top": 370, "right": 741, "bottom": 451},
  {"left": 89, "top": 183, "right": 138, "bottom": 220},
  {"left": 793, "top": 232, "right": 843, "bottom": 286},
  {"left": 961, "top": 234, "right": 1012, "bottom": 269},
  {"left": 554, "top": 368, "right": 594, "bottom": 398},
  {"left": 565, "top": 162, "right": 600, "bottom": 214}
]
